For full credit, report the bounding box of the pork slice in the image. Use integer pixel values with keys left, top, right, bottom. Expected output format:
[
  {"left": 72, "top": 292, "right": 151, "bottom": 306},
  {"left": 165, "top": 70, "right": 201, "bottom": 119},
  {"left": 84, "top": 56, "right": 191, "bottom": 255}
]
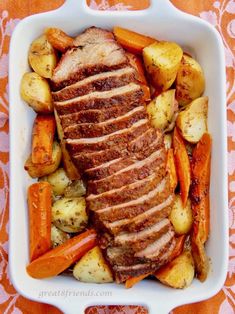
[
  {"left": 134, "top": 229, "right": 175, "bottom": 261},
  {"left": 95, "top": 176, "right": 171, "bottom": 222},
  {"left": 59, "top": 103, "right": 142, "bottom": 128},
  {"left": 80, "top": 128, "right": 162, "bottom": 177},
  {"left": 106, "top": 247, "right": 142, "bottom": 267},
  {"left": 52, "top": 67, "right": 136, "bottom": 101},
  {"left": 104, "top": 194, "right": 174, "bottom": 235},
  {"left": 87, "top": 167, "right": 166, "bottom": 211},
  {"left": 52, "top": 27, "right": 128, "bottom": 90},
  {"left": 87, "top": 148, "right": 166, "bottom": 194},
  {"left": 114, "top": 218, "right": 171, "bottom": 251},
  {"left": 55, "top": 83, "right": 143, "bottom": 115},
  {"left": 66, "top": 119, "right": 149, "bottom": 155},
  {"left": 64, "top": 106, "right": 146, "bottom": 139}
]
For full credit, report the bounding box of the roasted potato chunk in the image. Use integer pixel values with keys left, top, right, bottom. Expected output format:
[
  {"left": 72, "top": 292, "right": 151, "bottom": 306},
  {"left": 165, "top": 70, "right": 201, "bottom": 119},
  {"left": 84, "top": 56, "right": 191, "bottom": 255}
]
[
  {"left": 156, "top": 251, "right": 195, "bottom": 289},
  {"left": 20, "top": 72, "right": 53, "bottom": 113},
  {"left": 176, "top": 96, "right": 208, "bottom": 143},
  {"left": 41, "top": 168, "right": 71, "bottom": 196},
  {"left": 28, "top": 35, "right": 57, "bottom": 78},
  {"left": 64, "top": 180, "right": 86, "bottom": 198},
  {"left": 176, "top": 54, "right": 205, "bottom": 106},
  {"left": 143, "top": 41, "right": 183, "bottom": 91},
  {"left": 51, "top": 224, "right": 70, "bottom": 248},
  {"left": 52, "top": 197, "right": 88, "bottom": 233},
  {"left": 170, "top": 195, "right": 193, "bottom": 235},
  {"left": 147, "top": 89, "right": 176, "bottom": 130},
  {"left": 24, "top": 141, "right": 62, "bottom": 178},
  {"left": 73, "top": 246, "right": 113, "bottom": 283}
]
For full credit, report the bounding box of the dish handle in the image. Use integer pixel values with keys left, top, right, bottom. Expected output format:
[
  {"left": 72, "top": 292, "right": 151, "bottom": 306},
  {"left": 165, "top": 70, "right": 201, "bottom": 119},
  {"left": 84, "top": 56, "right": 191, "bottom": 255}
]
[{"left": 59, "top": 0, "right": 181, "bottom": 16}]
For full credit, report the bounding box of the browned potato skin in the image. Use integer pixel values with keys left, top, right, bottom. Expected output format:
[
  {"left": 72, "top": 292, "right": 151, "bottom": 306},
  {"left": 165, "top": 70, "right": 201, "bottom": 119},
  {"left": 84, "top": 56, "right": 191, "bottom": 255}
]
[
  {"left": 24, "top": 141, "right": 62, "bottom": 178},
  {"left": 176, "top": 54, "right": 205, "bottom": 107},
  {"left": 156, "top": 251, "right": 195, "bottom": 289}
]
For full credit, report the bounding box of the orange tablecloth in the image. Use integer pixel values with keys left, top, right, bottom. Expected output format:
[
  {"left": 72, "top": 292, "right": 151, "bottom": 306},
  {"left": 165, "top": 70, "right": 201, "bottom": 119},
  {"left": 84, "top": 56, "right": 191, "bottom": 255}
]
[{"left": 0, "top": 0, "right": 234, "bottom": 313}]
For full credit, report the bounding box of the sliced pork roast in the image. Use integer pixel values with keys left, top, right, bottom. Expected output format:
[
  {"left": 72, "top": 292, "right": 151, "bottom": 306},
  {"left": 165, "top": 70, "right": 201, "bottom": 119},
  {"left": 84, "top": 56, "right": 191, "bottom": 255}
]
[{"left": 52, "top": 26, "right": 176, "bottom": 283}]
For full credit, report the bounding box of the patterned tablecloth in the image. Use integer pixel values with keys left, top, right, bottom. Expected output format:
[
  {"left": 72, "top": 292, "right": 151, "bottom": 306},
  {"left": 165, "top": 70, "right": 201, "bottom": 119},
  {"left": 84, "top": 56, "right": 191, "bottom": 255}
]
[{"left": 0, "top": 0, "right": 234, "bottom": 313}]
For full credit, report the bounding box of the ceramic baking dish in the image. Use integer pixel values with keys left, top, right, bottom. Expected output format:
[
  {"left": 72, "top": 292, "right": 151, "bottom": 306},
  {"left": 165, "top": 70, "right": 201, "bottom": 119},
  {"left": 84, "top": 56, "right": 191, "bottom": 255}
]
[{"left": 9, "top": 0, "right": 228, "bottom": 313}]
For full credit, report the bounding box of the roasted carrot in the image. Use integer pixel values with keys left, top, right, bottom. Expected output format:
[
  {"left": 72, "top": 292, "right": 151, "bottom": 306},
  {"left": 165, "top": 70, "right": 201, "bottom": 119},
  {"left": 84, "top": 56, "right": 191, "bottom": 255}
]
[
  {"left": 190, "top": 133, "right": 211, "bottom": 282},
  {"left": 27, "top": 229, "right": 97, "bottom": 279},
  {"left": 126, "top": 52, "right": 151, "bottom": 101},
  {"left": 31, "top": 115, "right": 56, "bottom": 165},
  {"left": 28, "top": 182, "right": 52, "bottom": 262},
  {"left": 125, "top": 273, "right": 151, "bottom": 289},
  {"left": 173, "top": 127, "right": 191, "bottom": 207},
  {"left": 170, "top": 235, "right": 186, "bottom": 260},
  {"left": 113, "top": 27, "right": 156, "bottom": 54},
  {"left": 166, "top": 148, "right": 178, "bottom": 191},
  {"left": 191, "top": 133, "right": 211, "bottom": 243},
  {"left": 45, "top": 28, "right": 74, "bottom": 52}
]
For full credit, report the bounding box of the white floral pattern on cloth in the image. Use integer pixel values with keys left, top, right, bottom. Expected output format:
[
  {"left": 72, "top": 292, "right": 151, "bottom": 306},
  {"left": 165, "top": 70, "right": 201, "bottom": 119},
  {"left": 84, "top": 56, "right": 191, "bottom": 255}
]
[{"left": 0, "top": 1, "right": 235, "bottom": 314}]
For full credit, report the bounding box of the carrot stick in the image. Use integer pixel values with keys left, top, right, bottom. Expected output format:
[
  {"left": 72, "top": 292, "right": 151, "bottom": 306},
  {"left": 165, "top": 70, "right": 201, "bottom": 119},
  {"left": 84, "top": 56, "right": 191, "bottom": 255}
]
[
  {"left": 28, "top": 182, "right": 52, "bottom": 262},
  {"left": 126, "top": 52, "right": 151, "bottom": 101},
  {"left": 170, "top": 235, "right": 186, "bottom": 261},
  {"left": 166, "top": 148, "right": 178, "bottom": 191},
  {"left": 113, "top": 27, "right": 156, "bottom": 54},
  {"left": 45, "top": 27, "right": 74, "bottom": 53},
  {"left": 27, "top": 229, "right": 97, "bottom": 279},
  {"left": 191, "top": 133, "right": 211, "bottom": 243},
  {"left": 31, "top": 115, "right": 56, "bottom": 165},
  {"left": 125, "top": 273, "right": 151, "bottom": 289},
  {"left": 173, "top": 127, "right": 191, "bottom": 207}
]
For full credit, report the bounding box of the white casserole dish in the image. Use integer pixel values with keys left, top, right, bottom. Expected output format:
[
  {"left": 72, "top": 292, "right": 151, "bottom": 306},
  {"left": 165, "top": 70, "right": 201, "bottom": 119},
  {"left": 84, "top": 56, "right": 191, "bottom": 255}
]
[{"left": 9, "top": 0, "right": 228, "bottom": 313}]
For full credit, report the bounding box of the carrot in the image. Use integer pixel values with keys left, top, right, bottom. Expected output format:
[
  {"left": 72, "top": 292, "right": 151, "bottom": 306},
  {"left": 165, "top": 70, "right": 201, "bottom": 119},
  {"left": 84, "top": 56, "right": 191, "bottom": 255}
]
[
  {"left": 126, "top": 52, "right": 151, "bottom": 101},
  {"left": 113, "top": 27, "right": 156, "bottom": 54},
  {"left": 191, "top": 133, "right": 211, "bottom": 243},
  {"left": 27, "top": 229, "right": 97, "bottom": 279},
  {"left": 31, "top": 115, "right": 56, "bottom": 165},
  {"left": 166, "top": 148, "right": 178, "bottom": 191},
  {"left": 45, "top": 28, "right": 74, "bottom": 52},
  {"left": 28, "top": 182, "right": 52, "bottom": 262},
  {"left": 170, "top": 235, "right": 186, "bottom": 260},
  {"left": 173, "top": 127, "right": 191, "bottom": 207},
  {"left": 125, "top": 273, "right": 151, "bottom": 289}
]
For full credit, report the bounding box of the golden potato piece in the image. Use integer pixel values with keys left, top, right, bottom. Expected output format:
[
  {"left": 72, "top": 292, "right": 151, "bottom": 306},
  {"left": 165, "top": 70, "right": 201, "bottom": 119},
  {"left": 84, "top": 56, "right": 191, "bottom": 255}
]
[
  {"left": 20, "top": 72, "right": 53, "bottom": 113},
  {"left": 73, "top": 246, "right": 113, "bottom": 283},
  {"left": 147, "top": 89, "right": 176, "bottom": 130},
  {"left": 143, "top": 41, "right": 183, "bottom": 91},
  {"left": 176, "top": 96, "right": 208, "bottom": 143},
  {"left": 28, "top": 35, "right": 57, "bottom": 78},
  {"left": 24, "top": 141, "right": 62, "bottom": 178},
  {"left": 176, "top": 54, "right": 205, "bottom": 106},
  {"left": 64, "top": 180, "right": 86, "bottom": 198},
  {"left": 41, "top": 168, "right": 71, "bottom": 196},
  {"left": 156, "top": 251, "right": 195, "bottom": 289},
  {"left": 170, "top": 195, "right": 193, "bottom": 235},
  {"left": 51, "top": 224, "right": 70, "bottom": 248},
  {"left": 52, "top": 197, "right": 88, "bottom": 233}
]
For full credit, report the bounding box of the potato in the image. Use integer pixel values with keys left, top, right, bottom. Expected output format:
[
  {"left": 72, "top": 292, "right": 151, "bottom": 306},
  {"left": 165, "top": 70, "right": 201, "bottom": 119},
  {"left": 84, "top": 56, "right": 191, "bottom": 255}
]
[
  {"left": 28, "top": 35, "right": 57, "bottom": 78},
  {"left": 176, "top": 54, "right": 205, "bottom": 106},
  {"left": 45, "top": 27, "right": 74, "bottom": 52},
  {"left": 143, "top": 41, "right": 183, "bottom": 91},
  {"left": 156, "top": 251, "right": 195, "bottom": 289},
  {"left": 147, "top": 89, "right": 176, "bottom": 130},
  {"left": 176, "top": 96, "right": 208, "bottom": 143},
  {"left": 24, "top": 141, "right": 62, "bottom": 178},
  {"left": 73, "top": 246, "right": 113, "bottom": 283},
  {"left": 20, "top": 72, "right": 53, "bottom": 113},
  {"left": 52, "top": 197, "right": 88, "bottom": 233},
  {"left": 164, "top": 133, "right": 172, "bottom": 149},
  {"left": 64, "top": 180, "right": 86, "bottom": 198},
  {"left": 170, "top": 195, "right": 193, "bottom": 235},
  {"left": 41, "top": 168, "right": 71, "bottom": 196},
  {"left": 51, "top": 224, "right": 70, "bottom": 248}
]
